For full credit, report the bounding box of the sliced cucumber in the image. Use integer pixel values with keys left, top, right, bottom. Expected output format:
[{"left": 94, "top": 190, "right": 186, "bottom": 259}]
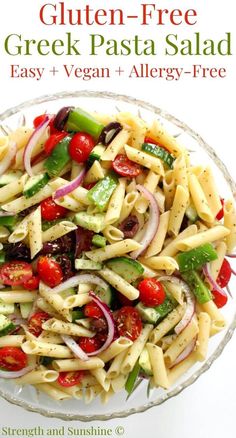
[
  {"left": 92, "top": 234, "right": 107, "bottom": 248},
  {"left": 136, "top": 302, "right": 159, "bottom": 324},
  {"left": 139, "top": 347, "right": 153, "bottom": 376},
  {"left": 20, "top": 302, "right": 33, "bottom": 319},
  {"left": 142, "top": 143, "right": 175, "bottom": 169},
  {"left": 71, "top": 309, "right": 84, "bottom": 322},
  {"left": 75, "top": 259, "right": 102, "bottom": 270},
  {"left": 60, "top": 288, "right": 76, "bottom": 299},
  {"left": 154, "top": 296, "right": 177, "bottom": 321},
  {"left": 0, "top": 170, "right": 23, "bottom": 187},
  {"left": 74, "top": 212, "right": 105, "bottom": 233},
  {"left": 0, "top": 314, "right": 15, "bottom": 336},
  {"left": 23, "top": 173, "right": 50, "bottom": 198},
  {"left": 106, "top": 257, "right": 144, "bottom": 283},
  {"left": 87, "top": 144, "right": 106, "bottom": 167},
  {"left": 0, "top": 302, "right": 14, "bottom": 315},
  {"left": 185, "top": 204, "right": 198, "bottom": 222},
  {"left": 94, "top": 285, "right": 113, "bottom": 306}
]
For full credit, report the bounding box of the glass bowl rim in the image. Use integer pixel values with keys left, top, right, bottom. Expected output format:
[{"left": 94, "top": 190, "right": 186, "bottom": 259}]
[{"left": 0, "top": 89, "right": 236, "bottom": 422}]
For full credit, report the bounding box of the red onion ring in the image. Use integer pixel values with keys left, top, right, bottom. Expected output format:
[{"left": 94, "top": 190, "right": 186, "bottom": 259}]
[
  {"left": 0, "top": 142, "right": 17, "bottom": 176},
  {"left": 203, "top": 263, "right": 228, "bottom": 301},
  {"left": 170, "top": 337, "right": 197, "bottom": 368},
  {"left": 0, "top": 366, "right": 35, "bottom": 379},
  {"left": 23, "top": 116, "right": 50, "bottom": 176},
  {"left": 61, "top": 334, "right": 89, "bottom": 362},
  {"left": 130, "top": 185, "right": 160, "bottom": 259},
  {"left": 87, "top": 292, "right": 115, "bottom": 356},
  {"left": 158, "top": 276, "right": 195, "bottom": 334},
  {"left": 41, "top": 274, "right": 109, "bottom": 295},
  {"left": 53, "top": 166, "right": 86, "bottom": 200}
]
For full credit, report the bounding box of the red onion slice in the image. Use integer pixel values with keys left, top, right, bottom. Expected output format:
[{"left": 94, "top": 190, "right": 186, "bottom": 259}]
[
  {"left": 171, "top": 337, "right": 196, "bottom": 368},
  {"left": 23, "top": 116, "right": 50, "bottom": 176},
  {"left": 61, "top": 334, "right": 89, "bottom": 361},
  {"left": 87, "top": 292, "right": 115, "bottom": 356},
  {"left": 41, "top": 274, "right": 109, "bottom": 295},
  {"left": 130, "top": 185, "right": 160, "bottom": 259},
  {"left": 0, "top": 142, "right": 17, "bottom": 176},
  {"left": 203, "top": 263, "right": 228, "bottom": 300},
  {"left": 158, "top": 276, "right": 195, "bottom": 335},
  {"left": 53, "top": 166, "right": 86, "bottom": 199},
  {"left": 0, "top": 366, "right": 35, "bottom": 379},
  {"left": 226, "top": 254, "right": 236, "bottom": 258}
]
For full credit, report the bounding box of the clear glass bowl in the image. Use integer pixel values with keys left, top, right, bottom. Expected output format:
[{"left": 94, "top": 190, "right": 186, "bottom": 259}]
[{"left": 0, "top": 90, "right": 236, "bottom": 421}]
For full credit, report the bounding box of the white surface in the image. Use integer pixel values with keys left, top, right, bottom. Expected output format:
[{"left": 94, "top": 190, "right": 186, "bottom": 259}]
[{"left": 0, "top": 0, "right": 236, "bottom": 436}]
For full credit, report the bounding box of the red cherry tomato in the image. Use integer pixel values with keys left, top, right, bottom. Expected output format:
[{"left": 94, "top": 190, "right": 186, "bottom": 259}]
[
  {"left": 217, "top": 258, "right": 232, "bottom": 288},
  {"left": 22, "top": 275, "right": 39, "bottom": 291},
  {"left": 78, "top": 336, "right": 103, "bottom": 353},
  {"left": 114, "top": 306, "right": 142, "bottom": 341},
  {"left": 112, "top": 154, "right": 142, "bottom": 177},
  {"left": 37, "top": 257, "right": 63, "bottom": 288},
  {"left": 138, "top": 278, "right": 166, "bottom": 307},
  {"left": 0, "top": 347, "right": 27, "bottom": 371},
  {"left": 69, "top": 132, "right": 95, "bottom": 164},
  {"left": 0, "top": 261, "right": 33, "bottom": 286},
  {"left": 28, "top": 312, "right": 50, "bottom": 337},
  {"left": 33, "top": 114, "right": 57, "bottom": 133},
  {"left": 212, "top": 289, "right": 228, "bottom": 308},
  {"left": 144, "top": 136, "right": 168, "bottom": 151},
  {"left": 44, "top": 132, "right": 68, "bottom": 156},
  {"left": 57, "top": 371, "right": 85, "bottom": 388},
  {"left": 216, "top": 199, "right": 224, "bottom": 220},
  {"left": 41, "top": 197, "right": 68, "bottom": 221},
  {"left": 84, "top": 302, "right": 103, "bottom": 319}
]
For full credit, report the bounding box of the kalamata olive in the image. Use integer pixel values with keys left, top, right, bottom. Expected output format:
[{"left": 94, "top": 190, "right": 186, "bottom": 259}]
[
  {"left": 98, "top": 122, "right": 122, "bottom": 146},
  {"left": 53, "top": 106, "right": 74, "bottom": 131},
  {"left": 42, "top": 234, "right": 74, "bottom": 255},
  {"left": 90, "top": 317, "right": 107, "bottom": 334},
  {"left": 119, "top": 215, "right": 139, "bottom": 238},
  {"left": 18, "top": 206, "right": 36, "bottom": 219},
  {"left": 56, "top": 254, "right": 74, "bottom": 280},
  {"left": 75, "top": 227, "right": 94, "bottom": 258},
  {"left": 5, "top": 242, "right": 31, "bottom": 261}
]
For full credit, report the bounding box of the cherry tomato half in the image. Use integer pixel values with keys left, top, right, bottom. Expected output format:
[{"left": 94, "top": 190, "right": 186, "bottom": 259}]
[
  {"left": 69, "top": 132, "right": 95, "bottom": 163},
  {"left": 217, "top": 258, "right": 232, "bottom": 288},
  {"left": 138, "top": 278, "right": 166, "bottom": 307},
  {"left": 0, "top": 261, "right": 33, "bottom": 286},
  {"left": 114, "top": 306, "right": 142, "bottom": 341},
  {"left": 212, "top": 289, "right": 228, "bottom": 308},
  {"left": 58, "top": 371, "right": 85, "bottom": 387},
  {"left": 40, "top": 197, "right": 68, "bottom": 221},
  {"left": 33, "top": 114, "right": 57, "bottom": 134},
  {"left": 37, "top": 257, "right": 63, "bottom": 288},
  {"left": 78, "top": 336, "right": 103, "bottom": 353},
  {"left": 0, "top": 347, "right": 27, "bottom": 371},
  {"left": 112, "top": 154, "right": 142, "bottom": 178},
  {"left": 44, "top": 132, "right": 68, "bottom": 156},
  {"left": 22, "top": 275, "right": 39, "bottom": 291},
  {"left": 216, "top": 199, "right": 224, "bottom": 220},
  {"left": 28, "top": 312, "right": 50, "bottom": 337},
  {"left": 84, "top": 302, "right": 103, "bottom": 319}
]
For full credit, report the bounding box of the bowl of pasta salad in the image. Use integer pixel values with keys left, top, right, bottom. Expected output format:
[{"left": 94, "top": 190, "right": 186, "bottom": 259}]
[{"left": 0, "top": 90, "right": 235, "bottom": 421}]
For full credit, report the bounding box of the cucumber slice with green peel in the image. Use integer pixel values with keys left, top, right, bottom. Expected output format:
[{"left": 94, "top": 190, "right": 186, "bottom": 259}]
[
  {"left": 154, "top": 296, "right": 177, "bottom": 321},
  {"left": 60, "top": 288, "right": 76, "bottom": 299},
  {"left": 87, "top": 144, "right": 106, "bottom": 167},
  {"left": 0, "top": 314, "right": 15, "bottom": 336},
  {"left": 0, "top": 302, "right": 14, "bottom": 315},
  {"left": 136, "top": 302, "right": 159, "bottom": 324},
  {"left": 0, "top": 216, "right": 17, "bottom": 227},
  {"left": 185, "top": 205, "right": 198, "bottom": 222},
  {"left": 94, "top": 285, "right": 114, "bottom": 306},
  {"left": 74, "top": 212, "right": 105, "bottom": 233},
  {"left": 44, "top": 135, "right": 71, "bottom": 177},
  {"left": 106, "top": 257, "right": 144, "bottom": 283},
  {"left": 20, "top": 302, "right": 33, "bottom": 319},
  {"left": 0, "top": 170, "right": 23, "bottom": 187},
  {"left": 142, "top": 143, "right": 175, "bottom": 169},
  {"left": 75, "top": 259, "right": 102, "bottom": 270},
  {"left": 92, "top": 235, "right": 107, "bottom": 248},
  {"left": 139, "top": 347, "right": 153, "bottom": 376},
  {"left": 71, "top": 309, "right": 84, "bottom": 322},
  {"left": 23, "top": 173, "right": 50, "bottom": 198}
]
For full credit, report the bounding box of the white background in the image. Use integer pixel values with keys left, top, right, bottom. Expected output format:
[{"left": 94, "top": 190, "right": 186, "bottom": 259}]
[{"left": 0, "top": 1, "right": 236, "bottom": 437}]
